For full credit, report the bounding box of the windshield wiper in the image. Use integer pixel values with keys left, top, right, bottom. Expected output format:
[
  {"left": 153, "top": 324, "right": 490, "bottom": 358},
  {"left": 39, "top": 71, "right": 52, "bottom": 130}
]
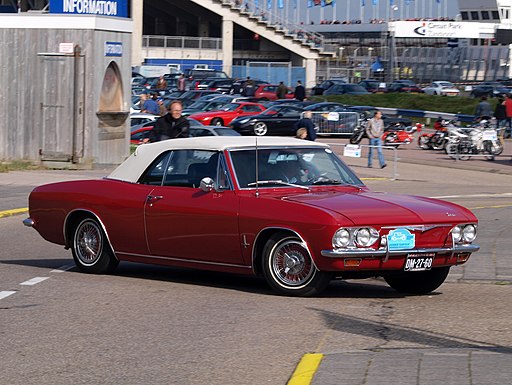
[{"left": 247, "top": 180, "right": 310, "bottom": 190}]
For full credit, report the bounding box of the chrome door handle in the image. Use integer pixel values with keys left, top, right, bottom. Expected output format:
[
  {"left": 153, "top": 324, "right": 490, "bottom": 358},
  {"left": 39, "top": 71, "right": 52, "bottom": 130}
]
[{"left": 146, "top": 195, "right": 163, "bottom": 203}]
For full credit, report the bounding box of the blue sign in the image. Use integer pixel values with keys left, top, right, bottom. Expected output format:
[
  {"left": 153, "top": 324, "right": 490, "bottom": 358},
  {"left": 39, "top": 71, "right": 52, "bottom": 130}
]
[
  {"left": 387, "top": 228, "right": 415, "bottom": 250},
  {"left": 105, "top": 41, "right": 123, "bottom": 57},
  {"left": 50, "top": 0, "right": 128, "bottom": 18}
]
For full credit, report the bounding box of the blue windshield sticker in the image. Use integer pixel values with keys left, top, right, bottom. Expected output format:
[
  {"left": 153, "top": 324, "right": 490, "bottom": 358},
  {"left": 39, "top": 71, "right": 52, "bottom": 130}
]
[{"left": 388, "top": 228, "right": 415, "bottom": 250}]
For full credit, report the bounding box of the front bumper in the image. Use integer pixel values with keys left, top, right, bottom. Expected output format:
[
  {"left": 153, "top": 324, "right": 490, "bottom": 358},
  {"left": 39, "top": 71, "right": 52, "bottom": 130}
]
[{"left": 321, "top": 243, "right": 480, "bottom": 261}]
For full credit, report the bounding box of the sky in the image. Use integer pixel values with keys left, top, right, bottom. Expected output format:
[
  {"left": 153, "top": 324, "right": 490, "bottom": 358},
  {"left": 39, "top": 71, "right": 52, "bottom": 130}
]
[{"left": 269, "top": 0, "right": 460, "bottom": 24}]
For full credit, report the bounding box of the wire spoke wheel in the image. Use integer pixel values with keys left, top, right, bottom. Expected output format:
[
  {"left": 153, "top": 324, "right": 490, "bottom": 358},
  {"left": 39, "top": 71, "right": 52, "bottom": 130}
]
[
  {"left": 74, "top": 220, "right": 103, "bottom": 266},
  {"left": 262, "top": 232, "right": 332, "bottom": 296}
]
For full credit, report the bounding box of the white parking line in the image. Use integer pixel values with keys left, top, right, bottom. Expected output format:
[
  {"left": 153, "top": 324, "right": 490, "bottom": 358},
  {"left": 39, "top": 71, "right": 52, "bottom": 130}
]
[
  {"left": 50, "top": 265, "right": 74, "bottom": 273},
  {"left": 0, "top": 291, "right": 16, "bottom": 300},
  {"left": 20, "top": 277, "right": 49, "bottom": 286},
  {"left": 431, "top": 193, "right": 512, "bottom": 199}
]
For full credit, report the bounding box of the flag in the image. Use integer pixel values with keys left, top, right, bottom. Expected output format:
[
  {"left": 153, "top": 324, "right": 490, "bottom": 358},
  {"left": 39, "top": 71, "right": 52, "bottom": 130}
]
[
  {"left": 372, "top": 0, "right": 377, "bottom": 5},
  {"left": 278, "top": 0, "right": 283, "bottom": 8},
  {"left": 292, "top": 0, "right": 297, "bottom": 8},
  {"left": 267, "top": 0, "right": 272, "bottom": 9}
]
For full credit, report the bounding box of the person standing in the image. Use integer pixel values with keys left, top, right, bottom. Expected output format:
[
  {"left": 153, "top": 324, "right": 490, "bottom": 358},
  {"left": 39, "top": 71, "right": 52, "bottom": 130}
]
[
  {"left": 149, "top": 100, "right": 190, "bottom": 142},
  {"left": 504, "top": 94, "right": 512, "bottom": 138},
  {"left": 294, "top": 80, "right": 306, "bottom": 101},
  {"left": 242, "top": 77, "right": 255, "bottom": 96},
  {"left": 141, "top": 93, "right": 159, "bottom": 115},
  {"left": 474, "top": 96, "right": 492, "bottom": 121},
  {"left": 365, "top": 110, "right": 386, "bottom": 169},
  {"left": 494, "top": 97, "right": 507, "bottom": 129},
  {"left": 276, "top": 81, "right": 288, "bottom": 99},
  {"left": 156, "top": 75, "right": 167, "bottom": 91},
  {"left": 294, "top": 111, "right": 316, "bottom": 141},
  {"left": 177, "top": 73, "right": 186, "bottom": 92}
]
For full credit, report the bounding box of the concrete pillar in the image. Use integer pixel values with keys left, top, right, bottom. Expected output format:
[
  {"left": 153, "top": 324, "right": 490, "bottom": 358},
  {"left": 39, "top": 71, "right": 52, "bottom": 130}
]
[
  {"left": 222, "top": 17, "right": 234, "bottom": 76},
  {"left": 305, "top": 58, "right": 317, "bottom": 90},
  {"left": 132, "top": 0, "right": 144, "bottom": 66}
]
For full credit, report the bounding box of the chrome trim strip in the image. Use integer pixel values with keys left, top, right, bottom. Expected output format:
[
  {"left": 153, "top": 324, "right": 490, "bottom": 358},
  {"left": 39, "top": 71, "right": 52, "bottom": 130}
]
[
  {"left": 23, "top": 218, "right": 34, "bottom": 227},
  {"left": 379, "top": 224, "right": 452, "bottom": 231},
  {"left": 321, "top": 244, "right": 480, "bottom": 259},
  {"left": 119, "top": 252, "right": 252, "bottom": 269}
]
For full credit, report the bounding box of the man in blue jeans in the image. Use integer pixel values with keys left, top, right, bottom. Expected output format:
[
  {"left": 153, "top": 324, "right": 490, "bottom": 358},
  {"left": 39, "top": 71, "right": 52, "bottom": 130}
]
[{"left": 365, "top": 111, "right": 387, "bottom": 169}]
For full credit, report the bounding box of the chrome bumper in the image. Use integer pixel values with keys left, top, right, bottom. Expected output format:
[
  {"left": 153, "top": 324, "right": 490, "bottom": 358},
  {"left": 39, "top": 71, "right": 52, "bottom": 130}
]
[
  {"left": 23, "top": 218, "right": 34, "bottom": 227},
  {"left": 321, "top": 243, "right": 480, "bottom": 259}
]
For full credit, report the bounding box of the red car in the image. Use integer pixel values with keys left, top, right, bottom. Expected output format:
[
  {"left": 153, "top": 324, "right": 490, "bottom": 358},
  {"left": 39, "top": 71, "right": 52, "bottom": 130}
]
[
  {"left": 23, "top": 137, "right": 479, "bottom": 297},
  {"left": 188, "top": 102, "right": 266, "bottom": 126},
  {"left": 254, "top": 84, "right": 295, "bottom": 101}
]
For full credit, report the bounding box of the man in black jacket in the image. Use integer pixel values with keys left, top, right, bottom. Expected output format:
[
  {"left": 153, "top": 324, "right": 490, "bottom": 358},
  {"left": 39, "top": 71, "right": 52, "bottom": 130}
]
[
  {"left": 150, "top": 100, "right": 190, "bottom": 142},
  {"left": 294, "top": 80, "right": 306, "bottom": 101}
]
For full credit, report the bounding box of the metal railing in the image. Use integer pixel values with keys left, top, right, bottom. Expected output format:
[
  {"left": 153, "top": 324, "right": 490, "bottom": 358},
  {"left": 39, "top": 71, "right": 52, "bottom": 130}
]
[
  {"left": 216, "top": 0, "right": 329, "bottom": 52},
  {"left": 309, "top": 111, "right": 360, "bottom": 135}
]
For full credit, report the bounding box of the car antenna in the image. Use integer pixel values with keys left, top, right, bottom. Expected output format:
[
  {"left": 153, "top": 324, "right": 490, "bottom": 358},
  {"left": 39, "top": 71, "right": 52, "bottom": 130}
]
[{"left": 255, "top": 136, "right": 259, "bottom": 197}]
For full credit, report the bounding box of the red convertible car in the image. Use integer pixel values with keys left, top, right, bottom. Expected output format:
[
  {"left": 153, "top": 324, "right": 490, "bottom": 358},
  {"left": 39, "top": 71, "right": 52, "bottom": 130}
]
[
  {"left": 188, "top": 102, "right": 266, "bottom": 126},
  {"left": 24, "top": 137, "right": 479, "bottom": 296}
]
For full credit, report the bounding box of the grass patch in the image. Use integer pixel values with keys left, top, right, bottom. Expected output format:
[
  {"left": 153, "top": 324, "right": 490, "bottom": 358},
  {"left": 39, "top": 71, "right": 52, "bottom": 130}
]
[
  {"left": 0, "top": 160, "right": 45, "bottom": 173},
  {"left": 314, "top": 93, "right": 495, "bottom": 116}
]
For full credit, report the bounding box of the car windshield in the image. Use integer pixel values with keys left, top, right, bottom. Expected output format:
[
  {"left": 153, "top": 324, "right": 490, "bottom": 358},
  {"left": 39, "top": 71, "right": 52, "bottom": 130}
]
[
  {"left": 222, "top": 103, "right": 240, "bottom": 111},
  {"left": 346, "top": 84, "right": 367, "bottom": 92},
  {"left": 229, "top": 147, "right": 363, "bottom": 188}
]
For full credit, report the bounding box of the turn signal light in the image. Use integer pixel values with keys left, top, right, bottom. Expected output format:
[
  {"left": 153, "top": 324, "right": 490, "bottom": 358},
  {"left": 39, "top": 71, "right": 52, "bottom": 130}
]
[
  {"left": 344, "top": 258, "right": 362, "bottom": 268},
  {"left": 456, "top": 254, "right": 470, "bottom": 263}
]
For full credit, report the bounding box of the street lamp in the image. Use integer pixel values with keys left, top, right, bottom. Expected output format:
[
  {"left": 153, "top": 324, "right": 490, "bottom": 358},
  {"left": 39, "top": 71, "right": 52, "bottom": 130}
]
[{"left": 338, "top": 46, "right": 344, "bottom": 66}]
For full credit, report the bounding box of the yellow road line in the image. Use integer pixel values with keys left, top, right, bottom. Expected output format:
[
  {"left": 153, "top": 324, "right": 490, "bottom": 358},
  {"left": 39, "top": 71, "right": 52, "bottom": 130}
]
[
  {"left": 361, "top": 177, "right": 388, "bottom": 181},
  {"left": 470, "top": 204, "right": 512, "bottom": 210},
  {"left": 0, "top": 207, "right": 28, "bottom": 218},
  {"left": 287, "top": 353, "right": 324, "bottom": 385}
]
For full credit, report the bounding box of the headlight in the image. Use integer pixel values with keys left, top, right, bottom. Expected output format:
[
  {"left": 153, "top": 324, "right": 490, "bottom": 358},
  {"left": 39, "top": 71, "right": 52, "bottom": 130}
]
[
  {"left": 451, "top": 225, "right": 462, "bottom": 243},
  {"left": 355, "top": 227, "right": 379, "bottom": 247},
  {"left": 333, "top": 229, "right": 350, "bottom": 248},
  {"left": 462, "top": 224, "right": 477, "bottom": 243}
]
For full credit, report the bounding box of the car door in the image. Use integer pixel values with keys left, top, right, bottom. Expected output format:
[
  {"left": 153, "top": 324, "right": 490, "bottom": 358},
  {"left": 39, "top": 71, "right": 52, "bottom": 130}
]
[
  {"left": 273, "top": 106, "right": 302, "bottom": 135},
  {"left": 143, "top": 150, "right": 243, "bottom": 265}
]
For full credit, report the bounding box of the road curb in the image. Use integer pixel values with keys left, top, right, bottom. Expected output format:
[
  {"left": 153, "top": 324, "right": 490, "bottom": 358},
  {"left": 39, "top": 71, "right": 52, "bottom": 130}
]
[{"left": 0, "top": 208, "right": 28, "bottom": 219}]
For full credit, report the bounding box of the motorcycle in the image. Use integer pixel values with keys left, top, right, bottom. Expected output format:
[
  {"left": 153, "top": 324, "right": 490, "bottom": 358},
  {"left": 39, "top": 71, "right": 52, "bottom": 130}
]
[
  {"left": 350, "top": 121, "right": 415, "bottom": 147},
  {"left": 418, "top": 119, "right": 458, "bottom": 150},
  {"left": 445, "top": 121, "right": 504, "bottom": 161}
]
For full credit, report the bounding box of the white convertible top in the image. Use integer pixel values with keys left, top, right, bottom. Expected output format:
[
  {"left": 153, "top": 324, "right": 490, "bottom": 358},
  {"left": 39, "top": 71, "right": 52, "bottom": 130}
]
[{"left": 108, "top": 136, "right": 329, "bottom": 183}]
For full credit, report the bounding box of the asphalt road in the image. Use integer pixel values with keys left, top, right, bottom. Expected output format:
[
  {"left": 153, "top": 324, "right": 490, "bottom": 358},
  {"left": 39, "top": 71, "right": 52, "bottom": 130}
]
[{"left": 1, "top": 139, "right": 511, "bottom": 384}]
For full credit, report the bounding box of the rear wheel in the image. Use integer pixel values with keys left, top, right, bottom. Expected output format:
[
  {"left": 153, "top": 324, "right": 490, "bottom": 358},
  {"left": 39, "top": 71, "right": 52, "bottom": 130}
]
[
  {"left": 262, "top": 232, "right": 332, "bottom": 296},
  {"left": 349, "top": 129, "right": 364, "bottom": 144},
  {"left": 71, "top": 218, "right": 118, "bottom": 274},
  {"left": 384, "top": 267, "right": 450, "bottom": 294},
  {"left": 418, "top": 135, "right": 430, "bottom": 149},
  {"left": 211, "top": 118, "right": 223, "bottom": 126},
  {"left": 254, "top": 122, "right": 268, "bottom": 136}
]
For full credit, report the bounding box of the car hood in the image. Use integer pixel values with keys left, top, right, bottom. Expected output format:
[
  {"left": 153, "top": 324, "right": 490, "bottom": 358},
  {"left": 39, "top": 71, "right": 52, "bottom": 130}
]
[
  {"left": 189, "top": 111, "right": 226, "bottom": 119},
  {"left": 283, "top": 190, "right": 475, "bottom": 226}
]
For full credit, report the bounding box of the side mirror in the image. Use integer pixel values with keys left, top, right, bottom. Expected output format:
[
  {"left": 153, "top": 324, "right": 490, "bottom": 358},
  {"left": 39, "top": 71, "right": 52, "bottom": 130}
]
[{"left": 200, "top": 177, "right": 216, "bottom": 192}]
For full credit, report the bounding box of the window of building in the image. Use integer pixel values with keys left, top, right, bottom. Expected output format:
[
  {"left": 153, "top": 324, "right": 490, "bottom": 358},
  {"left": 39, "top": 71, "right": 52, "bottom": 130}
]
[
  {"left": 492, "top": 10, "right": 500, "bottom": 20},
  {"left": 461, "top": 11, "right": 469, "bottom": 21},
  {"left": 481, "top": 11, "right": 490, "bottom": 20},
  {"left": 471, "top": 11, "right": 479, "bottom": 20}
]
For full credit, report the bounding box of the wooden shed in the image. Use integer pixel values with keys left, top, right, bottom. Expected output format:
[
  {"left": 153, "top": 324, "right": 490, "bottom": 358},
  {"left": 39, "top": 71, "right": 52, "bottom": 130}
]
[{"left": 0, "top": 14, "right": 132, "bottom": 168}]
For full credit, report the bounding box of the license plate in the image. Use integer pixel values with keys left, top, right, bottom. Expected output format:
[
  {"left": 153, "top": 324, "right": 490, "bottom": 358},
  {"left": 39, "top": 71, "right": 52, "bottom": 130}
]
[{"left": 404, "top": 253, "right": 434, "bottom": 271}]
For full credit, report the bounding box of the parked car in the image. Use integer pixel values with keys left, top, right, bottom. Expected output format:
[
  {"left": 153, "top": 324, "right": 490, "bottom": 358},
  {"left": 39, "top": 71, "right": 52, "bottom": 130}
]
[
  {"left": 253, "top": 84, "right": 295, "bottom": 101},
  {"left": 175, "top": 90, "right": 222, "bottom": 107},
  {"left": 311, "top": 79, "right": 347, "bottom": 95},
  {"left": 322, "top": 83, "right": 370, "bottom": 96},
  {"left": 388, "top": 80, "right": 423, "bottom": 93},
  {"left": 130, "top": 118, "right": 206, "bottom": 144},
  {"left": 24, "top": 136, "right": 480, "bottom": 296},
  {"left": 196, "top": 78, "right": 235, "bottom": 93},
  {"left": 469, "top": 82, "right": 511, "bottom": 98},
  {"left": 359, "top": 79, "right": 388, "bottom": 93},
  {"left": 181, "top": 99, "right": 232, "bottom": 117},
  {"left": 189, "top": 102, "right": 266, "bottom": 126},
  {"left": 230, "top": 104, "right": 304, "bottom": 136},
  {"left": 303, "top": 102, "right": 346, "bottom": 112},
  {"left": 422, "top": 81, "right": 460, "bottom": 96},
  {"left": 130, "top": 112, "right": 159, "bottom": 127},
  {"left": 184, "top": 69, "right": 229, "bottom": 89}
]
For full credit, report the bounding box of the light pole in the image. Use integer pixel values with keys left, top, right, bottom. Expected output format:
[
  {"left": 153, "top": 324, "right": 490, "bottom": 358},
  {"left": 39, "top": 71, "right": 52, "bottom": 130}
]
[{"left": 339, "top": 46, "right": 344, "bottom": 67}]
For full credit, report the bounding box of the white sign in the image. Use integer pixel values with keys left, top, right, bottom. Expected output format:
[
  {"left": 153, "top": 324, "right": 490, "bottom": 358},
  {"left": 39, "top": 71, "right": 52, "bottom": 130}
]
[
  {"left": 59, "top": 43, "right": 74, "bottom": 54},
  {"left": 343, "top": 144, "right": 361, "bottom": 158},
  {"left": 393, "top": 21, "right": 482, "bottom": 39},
  {"left": 327, "top": 112, "right": 339, "bottom": 121}
]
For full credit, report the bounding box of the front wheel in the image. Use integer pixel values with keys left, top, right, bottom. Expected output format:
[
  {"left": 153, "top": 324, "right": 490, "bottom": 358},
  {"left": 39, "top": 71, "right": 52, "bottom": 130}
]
[
  {"left": 253, "top": 122, "right": 268, "bottom": 136},
  {"left": 71, "top": 218, "right": 119, "bottom": 274},
  {"left": 350, "top": 129, "right": 364, "bottom": 144},
  {"left": 383, "top": 267, "right": 450, "bottom": 294},
  {"left": 210, "top": 118, "right": 223, "bottom": 126},
  {"left": 262, "top": 233, "right": 332, "bottom": 296},
  {"left": 418, "top": 135, "right": 430, "bottom": 150}
]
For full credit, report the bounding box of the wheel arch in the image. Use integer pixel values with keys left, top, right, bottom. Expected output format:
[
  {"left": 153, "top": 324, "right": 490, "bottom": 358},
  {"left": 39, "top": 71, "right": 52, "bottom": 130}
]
[
  {"left": 251, "top": 227, "right": 315, "bottom": 276},
  {"left": 64, "top": 209, "right": 117, "bottom": 260}
]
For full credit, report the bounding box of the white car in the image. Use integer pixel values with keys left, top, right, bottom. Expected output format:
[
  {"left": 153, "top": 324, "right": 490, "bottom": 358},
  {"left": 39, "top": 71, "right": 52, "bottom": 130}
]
[
  {"left": 422, "top": 81, "right": 460, "bottom": 96},
  {"left": 130, "top": 112, "right": 159, "bottom": 127}
]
